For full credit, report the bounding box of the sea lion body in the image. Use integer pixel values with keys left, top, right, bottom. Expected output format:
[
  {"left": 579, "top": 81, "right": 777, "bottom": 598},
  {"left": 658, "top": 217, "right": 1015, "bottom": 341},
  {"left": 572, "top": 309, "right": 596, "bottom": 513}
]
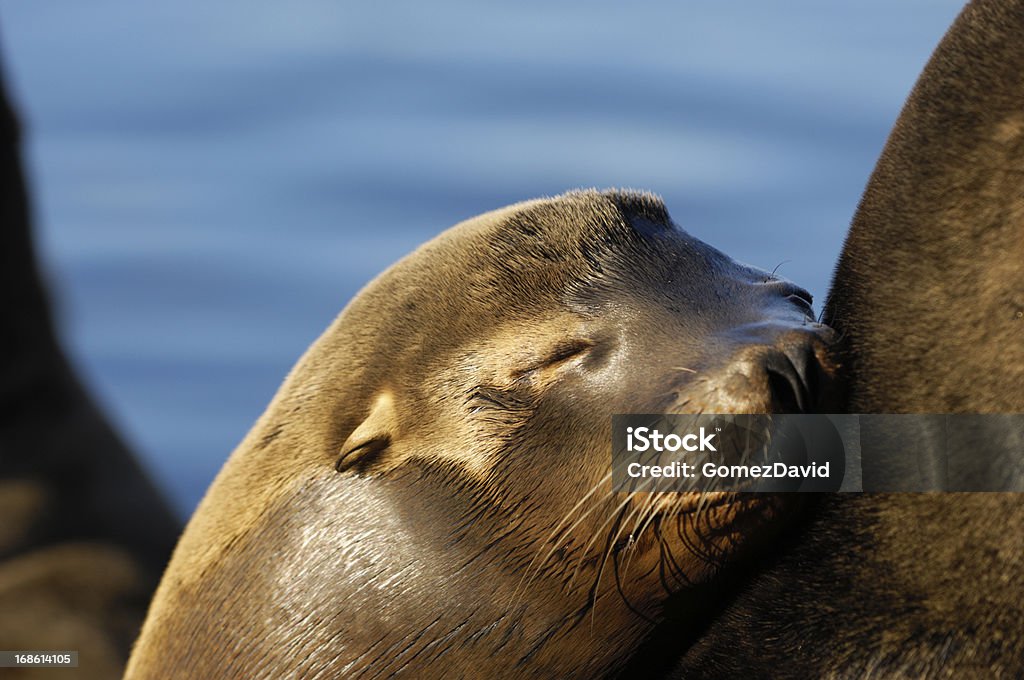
[
  {"left": 667, "top": 0, "right": 1024, "bottom": 676},
  {"left": 127, "top": 190, "right": 835, "bottom": 678}
]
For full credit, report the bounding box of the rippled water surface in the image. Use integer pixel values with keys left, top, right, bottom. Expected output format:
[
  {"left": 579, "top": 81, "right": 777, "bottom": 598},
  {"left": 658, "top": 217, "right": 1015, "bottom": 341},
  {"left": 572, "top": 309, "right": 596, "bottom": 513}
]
[{"left": 0, "top": 1, "right": 963, "bottom": 515}]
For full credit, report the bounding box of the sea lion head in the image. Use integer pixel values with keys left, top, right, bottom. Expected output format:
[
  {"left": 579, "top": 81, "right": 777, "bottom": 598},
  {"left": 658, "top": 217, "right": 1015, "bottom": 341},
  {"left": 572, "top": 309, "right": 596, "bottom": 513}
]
[{"left": 128, "top": 189, "right": 838, "bottom": 679}]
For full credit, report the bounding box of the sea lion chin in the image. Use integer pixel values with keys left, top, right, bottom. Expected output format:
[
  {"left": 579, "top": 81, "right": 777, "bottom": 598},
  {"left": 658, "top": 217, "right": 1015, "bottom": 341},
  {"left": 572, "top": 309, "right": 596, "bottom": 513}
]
[{"left": 126, "top": 189, "right": 838, "bottom": 679}]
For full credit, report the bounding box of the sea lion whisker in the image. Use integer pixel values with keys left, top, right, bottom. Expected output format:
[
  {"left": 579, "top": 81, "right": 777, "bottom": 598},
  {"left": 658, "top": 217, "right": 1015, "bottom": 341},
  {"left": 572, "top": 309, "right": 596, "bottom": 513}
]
[
  {"left": 593, "top": 495, "right": 643, "bottom": 597},
  {"left": 658, "top": 518, "right": 697, "bottom": 590},
  {"left": 567, "top": 474, "right": 661, "bottom": 592},
  {"left": 587, "top": 501, "right": 633, "bottom": 627},
  {"left": 677, "top": 509, "right": 716, "bottom": 565},
  {"left": 654, "top": 525, "right": 682, "bottom": 594},
  {"left": 767, "top": 260, "right": 790, "bottom": 281},
  {"left": 618, "top": 491, "right": 668, "bottom": 578},
  {"left": 511, "top": 470, "right": 614, "bottom": 607},
  {"left": 655, "top": 535, "right": 683, "bottom": 589},
  {"left": 534, "top": 470, "right": 614, "bottom": 558},
  {"left": 677, "top": 508, "right": 724, "bottom": 567},
  {"left": 610, "top": 543, "right": 656, "bottom": 625},
  {"left": 621, "top": 495, "right": 663, "bottom": 578}
]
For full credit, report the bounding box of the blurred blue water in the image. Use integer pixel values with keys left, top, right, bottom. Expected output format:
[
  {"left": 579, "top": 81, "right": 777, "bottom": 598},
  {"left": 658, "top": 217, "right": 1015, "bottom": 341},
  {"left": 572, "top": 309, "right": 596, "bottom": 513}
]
[{"left": 0, "top": 1, "right": 964, "bottom": 516}]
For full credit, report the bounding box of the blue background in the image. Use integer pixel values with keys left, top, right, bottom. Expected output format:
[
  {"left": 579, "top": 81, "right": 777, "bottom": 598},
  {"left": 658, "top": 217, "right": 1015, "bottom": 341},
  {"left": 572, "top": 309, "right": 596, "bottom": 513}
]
[{"left": 0, "top": 1, "right": 964, "bottom": 516}]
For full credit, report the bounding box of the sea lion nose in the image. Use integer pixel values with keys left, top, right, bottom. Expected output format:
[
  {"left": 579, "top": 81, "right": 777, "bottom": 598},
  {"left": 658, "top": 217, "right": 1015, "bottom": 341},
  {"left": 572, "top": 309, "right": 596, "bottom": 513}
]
[
  {"left": 700, "top": 324, "right": 840, "bottom": 415},
  {"left": 759, "top": 328, "right": 838, "bottom": 413}
]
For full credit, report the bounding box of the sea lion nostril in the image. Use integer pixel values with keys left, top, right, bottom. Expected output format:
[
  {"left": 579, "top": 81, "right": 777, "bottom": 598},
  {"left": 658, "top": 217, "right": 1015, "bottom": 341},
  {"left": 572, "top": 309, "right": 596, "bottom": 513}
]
[
  {"left": 764, "top": 349, "right": 813, "bottom": 413},
  {"left": 766, "top": 364, "right": 806, "bottom": 413}
]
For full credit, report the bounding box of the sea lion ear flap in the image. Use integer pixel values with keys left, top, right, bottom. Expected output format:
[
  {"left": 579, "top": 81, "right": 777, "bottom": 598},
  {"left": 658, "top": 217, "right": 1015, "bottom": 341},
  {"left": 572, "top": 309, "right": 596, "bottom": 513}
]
[{"left": 336, "top": 392, "right": 398, "bottom": 473}]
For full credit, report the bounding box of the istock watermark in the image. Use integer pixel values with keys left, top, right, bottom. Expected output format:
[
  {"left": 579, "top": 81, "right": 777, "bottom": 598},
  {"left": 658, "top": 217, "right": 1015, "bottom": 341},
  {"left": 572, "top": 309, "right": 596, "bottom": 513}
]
[
  {"left": 611, "top": 414, "right": 1024, "bottom": 492},
  {"left": 625, "top": 426, "right": 718, "bottom": 453}
]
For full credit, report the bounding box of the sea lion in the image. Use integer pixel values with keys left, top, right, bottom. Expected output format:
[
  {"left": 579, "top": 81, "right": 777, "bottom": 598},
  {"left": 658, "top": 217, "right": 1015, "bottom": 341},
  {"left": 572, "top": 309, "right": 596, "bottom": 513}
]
[
  {"left": 0, "top": 61, "right": 181, "bottom": 677},
  {"left": 664, "top": 0, "right": 1024, "bottom": 676},
  {"left": 127, "top": 190, "right": 838, "bottom": 678}
]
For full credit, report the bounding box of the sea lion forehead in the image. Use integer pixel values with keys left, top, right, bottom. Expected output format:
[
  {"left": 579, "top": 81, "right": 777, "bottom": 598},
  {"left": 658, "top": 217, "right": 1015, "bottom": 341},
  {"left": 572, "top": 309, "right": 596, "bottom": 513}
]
[
  {"left": 340, "top": 189, "right": 680, "bottom": 346},
  {"left": 445, "top": 188, "right": 674, "bottom": 247},
  {"left": 392, "top": 188, "right": 676, "bottom": 288}
]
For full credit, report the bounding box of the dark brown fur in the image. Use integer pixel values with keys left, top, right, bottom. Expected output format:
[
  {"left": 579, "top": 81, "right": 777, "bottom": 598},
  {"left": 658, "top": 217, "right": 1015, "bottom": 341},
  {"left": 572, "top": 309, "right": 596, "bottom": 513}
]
[{"left": 667, "top": 1, "right": 1024, "bottom": 676}]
